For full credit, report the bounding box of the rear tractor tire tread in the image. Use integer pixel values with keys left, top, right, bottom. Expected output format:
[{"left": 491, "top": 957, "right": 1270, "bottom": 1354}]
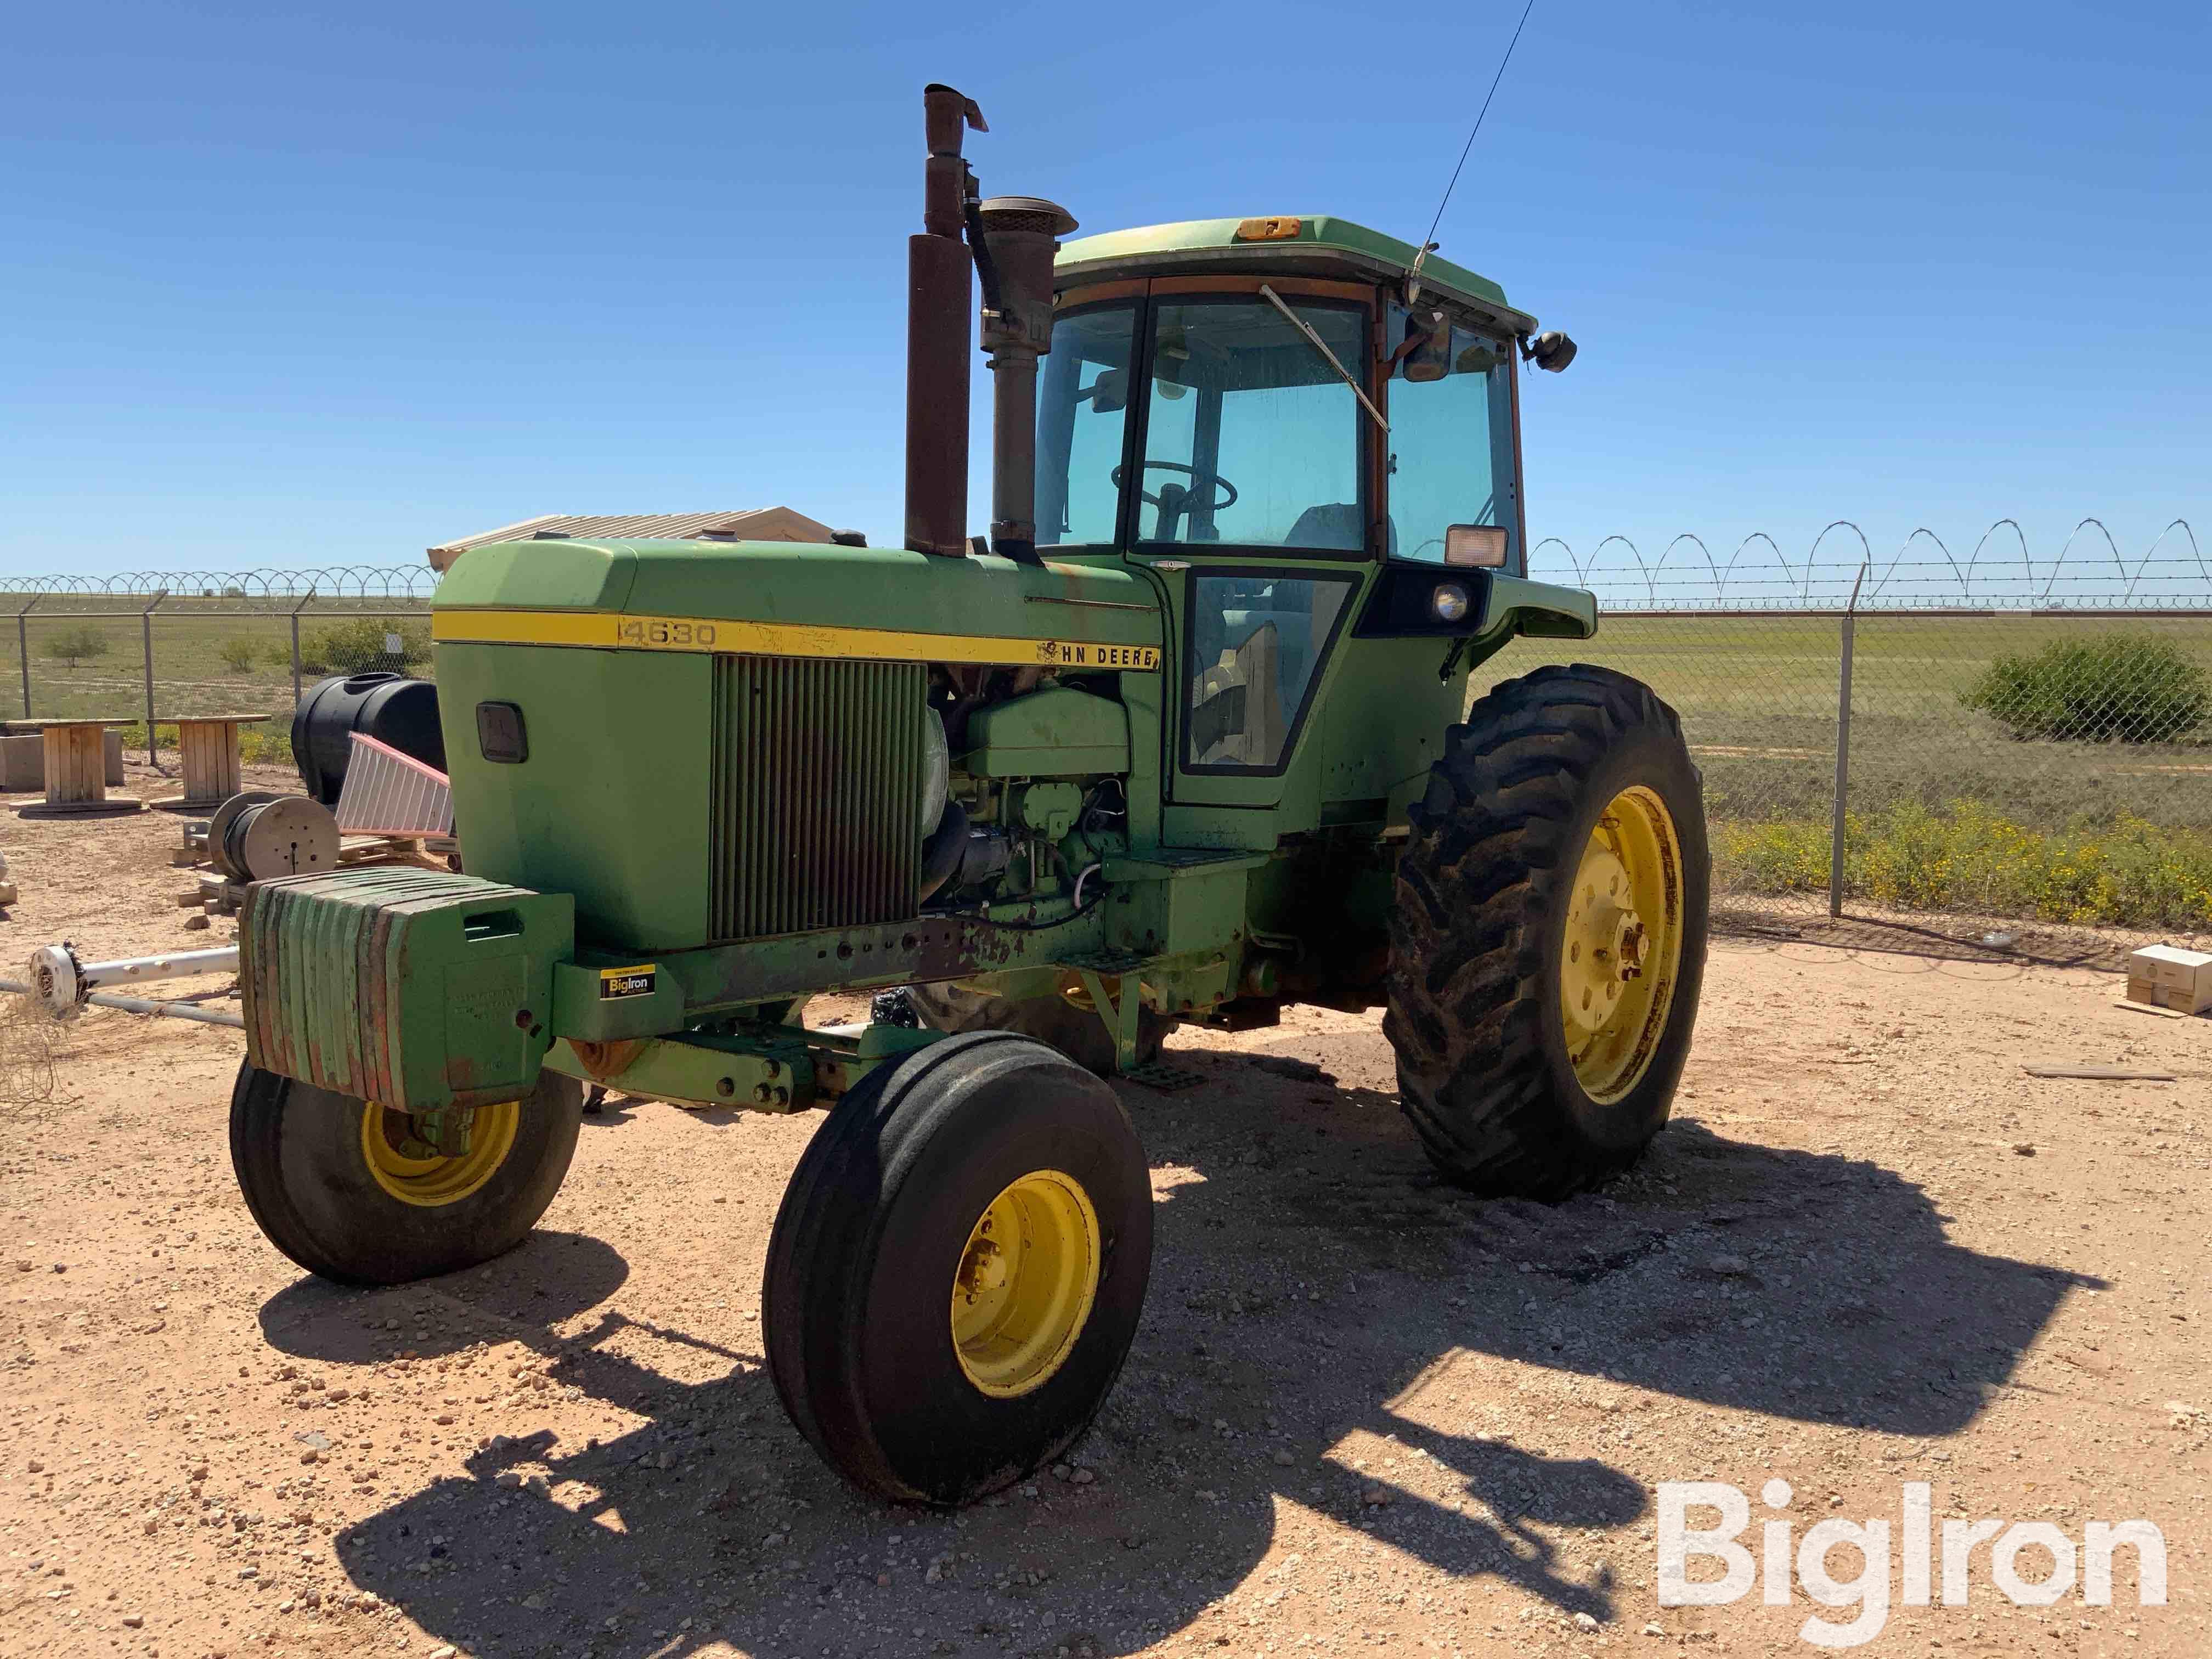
[{"left": 1383, "top": 663, "right": 1709, "bottom": 1199}]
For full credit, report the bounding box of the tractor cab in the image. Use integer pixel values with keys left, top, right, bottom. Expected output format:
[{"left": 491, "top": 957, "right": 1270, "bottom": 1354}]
[
  {"left": 1040, "top": 216, "right": 1531, "bottom": 568},
  {"left": 1025, "top": 217, "right": 1586, "bottom": 832}
]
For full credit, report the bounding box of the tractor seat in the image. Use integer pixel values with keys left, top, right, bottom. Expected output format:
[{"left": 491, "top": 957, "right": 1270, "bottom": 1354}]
[
  {"left": 1285, "top": 503, "right": 1396, "bottom": 556},
  {"left": 1286, "top": 503, "right": 1362, "bottom": 551}
]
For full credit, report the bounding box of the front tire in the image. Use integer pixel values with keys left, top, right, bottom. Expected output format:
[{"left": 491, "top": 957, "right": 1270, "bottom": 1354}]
[
  {"left": 229, "top": 1063, "right": 585, "bottom": 1284},
  {"left": 1384, "top": 664, "right": 1709, "bottom": 1198},
  {"left": 764, "top": 1032, "right": 1153, "bottom": 1506}
]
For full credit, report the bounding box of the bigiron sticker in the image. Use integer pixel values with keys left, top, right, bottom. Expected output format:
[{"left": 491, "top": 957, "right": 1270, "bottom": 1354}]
[{"left": 599, "top": 966, "right": 657, "bottom": 1000}]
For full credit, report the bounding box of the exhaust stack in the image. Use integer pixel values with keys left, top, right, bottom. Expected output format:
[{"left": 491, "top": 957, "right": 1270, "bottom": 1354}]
[
  {"left": 904, "top": 84, "right": 985, "bottom": 558},
  {"left": 975, "top": 196, "right": 1077, "bottom": 563}
]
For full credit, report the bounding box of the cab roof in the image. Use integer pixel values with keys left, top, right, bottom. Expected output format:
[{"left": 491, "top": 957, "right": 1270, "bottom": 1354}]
[{"left": 1054, "top": 215, "right": 1536, "bottom": 335}]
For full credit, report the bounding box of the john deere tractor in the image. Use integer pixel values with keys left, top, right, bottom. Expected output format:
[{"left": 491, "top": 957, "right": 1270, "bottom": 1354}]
[{"left": 228, "top": 86, "right": 1707, "bottom": 1506}]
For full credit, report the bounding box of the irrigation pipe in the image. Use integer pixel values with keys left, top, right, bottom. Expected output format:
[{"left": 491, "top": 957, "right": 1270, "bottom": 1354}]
[{"left": 0, "top": 977, "right": 245, "bottom": 1030}]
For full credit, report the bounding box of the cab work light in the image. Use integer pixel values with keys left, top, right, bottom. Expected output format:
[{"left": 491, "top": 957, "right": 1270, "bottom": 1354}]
[{"left": 1444, "top": 524, "right": 1508, "bottom": 568}]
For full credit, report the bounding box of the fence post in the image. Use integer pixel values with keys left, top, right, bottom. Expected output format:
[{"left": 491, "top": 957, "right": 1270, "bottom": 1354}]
[
  {"left": 17, "top": 597, "right": 36, "bottom": 718},
  {"left": 1828, "top": 562, "right": 1869, "bottom": 917},
  {"left": 290, "top": 592, "right": 314, "bottom": 706},
  {"left": 142, "top": 592, "right": 168, "bottom": 767}
]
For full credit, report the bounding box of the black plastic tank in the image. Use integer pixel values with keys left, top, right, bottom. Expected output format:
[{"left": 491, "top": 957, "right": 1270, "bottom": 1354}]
[{"left": 290, "top": 672, "right": 446, "bottom": 805}]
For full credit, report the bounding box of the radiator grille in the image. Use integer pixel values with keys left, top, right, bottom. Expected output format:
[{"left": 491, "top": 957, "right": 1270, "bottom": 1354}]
[{"left": 710, "top": 656, "right": 928, "bottom": 939}]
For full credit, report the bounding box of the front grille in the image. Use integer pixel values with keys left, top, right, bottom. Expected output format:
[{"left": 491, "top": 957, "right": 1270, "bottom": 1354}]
[{"left": 710, "top": 656, "right": 928, "bottom": 939}]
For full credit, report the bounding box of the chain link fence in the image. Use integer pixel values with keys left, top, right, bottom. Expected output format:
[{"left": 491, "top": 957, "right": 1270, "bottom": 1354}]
[
  {"left": 4, "top": 532, "right": 2207, "bottom": 937},
  {"left": 1480, "top": 521, "right": 2212, "bottom": 940},
  {"left": 1, "top": 575, "right": 432, "bottom": 764}
]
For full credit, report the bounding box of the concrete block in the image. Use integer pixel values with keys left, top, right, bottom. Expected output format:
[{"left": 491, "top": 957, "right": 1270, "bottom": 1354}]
[
  {"left": 0, "top": 734, "right": 40, "bottom": 791},
  {"left": 0, "top": 730, "right": 128, "bottom": 789}
]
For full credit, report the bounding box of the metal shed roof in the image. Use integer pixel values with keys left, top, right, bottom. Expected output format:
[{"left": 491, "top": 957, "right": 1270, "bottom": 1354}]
[{"left": 428, "top": 509, "right": 837, "bottom": 571}]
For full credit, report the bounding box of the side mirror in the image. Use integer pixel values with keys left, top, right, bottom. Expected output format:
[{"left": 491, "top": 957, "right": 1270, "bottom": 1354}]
[
  {"left": 1401, "top": 309, "right": 1451, "bottom": 383},
  {"left": 1525, "top": 330, "right": 1577, "bottom": 373},
  {"left": 1083, "top": 368, "right": 1127, "bottom": 413}
]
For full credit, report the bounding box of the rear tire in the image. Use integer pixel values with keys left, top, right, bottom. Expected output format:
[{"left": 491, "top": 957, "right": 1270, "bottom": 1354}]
[
  {"left": 764, "top": 1032, "right": 1153, "bottom": 1506},
  {"left": 229, "top": 1063, "right": 584, "bottom": 1285},
  {"left": 1384, "top": 664, "right": 1708, "bottom": 1198},
  {"left": 904, "top": 981, "right": 1171, "bottom": 1077}
]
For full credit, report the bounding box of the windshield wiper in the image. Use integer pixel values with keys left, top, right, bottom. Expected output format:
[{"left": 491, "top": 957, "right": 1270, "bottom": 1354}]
[{"left": 1258, "top": 283, "right": 1389, "bottom": 434}]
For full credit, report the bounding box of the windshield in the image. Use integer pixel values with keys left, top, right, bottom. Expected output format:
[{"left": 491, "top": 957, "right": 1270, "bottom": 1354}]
[{"left": 1036, "top": 295, "right": 1369, "bottom": 550}]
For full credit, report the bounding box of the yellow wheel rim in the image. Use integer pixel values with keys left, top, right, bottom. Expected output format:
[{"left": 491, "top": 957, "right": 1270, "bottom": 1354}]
[
  {"left": 1560, "top": 786, "right": 1685, "bottom": 1104},
  {"left": 360, "top": 1099, "right": 520, "bottom": 1208},
  {"left": 950, "top": 1170, "right": 1102, "bottom": 1399}
]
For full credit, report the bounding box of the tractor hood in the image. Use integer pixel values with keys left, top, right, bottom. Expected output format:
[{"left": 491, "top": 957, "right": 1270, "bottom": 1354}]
[{"left": 431, "top": 538, "right": 1163, "bottom": 667}]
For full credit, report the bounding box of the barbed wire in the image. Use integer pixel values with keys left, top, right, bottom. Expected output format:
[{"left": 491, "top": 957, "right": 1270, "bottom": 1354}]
[
  {"left": 0, "top": 566, "right": 438, "bottom": 599},
  {"left": 1533, "top": 518, "right": 2208, "bottom": 611},
  {"left": 0, "top": 521, "right": 2204, "bottom": 611}
]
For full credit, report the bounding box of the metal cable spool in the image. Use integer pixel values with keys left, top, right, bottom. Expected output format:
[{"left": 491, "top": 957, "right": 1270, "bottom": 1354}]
[
  {"left": 208, "top": 792, "right": 340, "bottom": 882},
  {"left": 206, "top": 791, "right": 278, "bottom": 880}
]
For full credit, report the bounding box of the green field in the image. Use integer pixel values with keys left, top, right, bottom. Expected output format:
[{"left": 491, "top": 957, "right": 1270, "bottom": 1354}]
[
  {"left": 1475, "top": 611, "right": 2212, "bottom": 925},
  {"left": 0, "top": 599, "right": 433, "bottom": 759}
]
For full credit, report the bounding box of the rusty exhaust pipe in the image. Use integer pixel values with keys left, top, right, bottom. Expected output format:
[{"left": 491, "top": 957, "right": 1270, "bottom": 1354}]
[
  {"left": 975, "top": 196, "right": 1077, "bottom": 564},
  {"left": 904, "top": 84, "right": 986, "bottom": 558}
]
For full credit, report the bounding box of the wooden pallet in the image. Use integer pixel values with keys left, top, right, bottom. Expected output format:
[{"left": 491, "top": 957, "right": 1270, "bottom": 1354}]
[{"left": 176, "top": 832, "right": 458, "bottom": 915}]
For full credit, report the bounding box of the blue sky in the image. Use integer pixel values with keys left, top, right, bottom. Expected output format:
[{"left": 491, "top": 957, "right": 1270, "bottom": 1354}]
[{"left": 4, "top": 1, "right": 2206, "bottom": 593}]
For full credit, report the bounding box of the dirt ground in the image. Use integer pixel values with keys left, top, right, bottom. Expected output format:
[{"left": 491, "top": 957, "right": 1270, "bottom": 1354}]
[{"left": 1, "top": 767, "right": 2208, "bottom": 1659}]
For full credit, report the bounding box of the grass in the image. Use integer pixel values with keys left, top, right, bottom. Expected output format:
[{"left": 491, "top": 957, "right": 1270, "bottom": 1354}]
[
  {"left": 1477, "top": 613, "right": 2212, "bottom": 830},
  {"left": 111, "top": 721, "right": 297, "bottom": 765},
  {"left": 0, "top": 598, "right": 432, "bottom": 725},
  {"left": 1718, "top": 801, "right": 2212, "bottom": 928},
  {"left": 1472, "top": 611, "right": 2212, "bottom": 924}
]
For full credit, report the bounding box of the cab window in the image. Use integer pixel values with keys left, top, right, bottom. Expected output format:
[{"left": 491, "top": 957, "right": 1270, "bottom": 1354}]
[
  {"left": 1386, "top": 316, "right": 1517, "bottom": 567},
  {"left": 1036, "top": 302, "right": 1139, "bottom": 547},
  {"left": 1136, "top": 298, "right": 1368, "bottom": 549},
  {"left": 1185, "top": 572, "right": 1355, "bottom": 770}
]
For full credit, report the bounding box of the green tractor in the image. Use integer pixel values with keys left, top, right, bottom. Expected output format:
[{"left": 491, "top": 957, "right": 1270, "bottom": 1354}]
[{"left": 228, "top": 85, "right": 1707, "bottom": 1507}]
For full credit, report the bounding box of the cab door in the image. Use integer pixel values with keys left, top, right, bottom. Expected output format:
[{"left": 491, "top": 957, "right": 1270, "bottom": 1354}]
[
  {"left": 1113, "top": 279, "right": 1379, "bottom": 825},
  {"left": 1161, "top": 560, "right": 1363, "bottom": 801}
]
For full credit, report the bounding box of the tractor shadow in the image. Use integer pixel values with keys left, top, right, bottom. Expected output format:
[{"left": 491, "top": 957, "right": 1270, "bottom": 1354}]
[
  {"left": 1141, "top": 1043, "right": 2099, "bottom": 1437},
  {"left": 256, "top": 1040, "right": 2092, "bottom": 1659},
  {"left": 258, "top": 1232, "right": 632, "bottom": 1365}
]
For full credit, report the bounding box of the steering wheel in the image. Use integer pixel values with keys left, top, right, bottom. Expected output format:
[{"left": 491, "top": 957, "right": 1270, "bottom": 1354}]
[{"left": 1110, "top": 461, "right": 1240, "bottom": 514}]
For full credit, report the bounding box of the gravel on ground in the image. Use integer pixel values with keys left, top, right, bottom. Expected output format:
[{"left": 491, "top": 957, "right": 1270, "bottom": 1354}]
[{"left": 1, "top": 775, "right": 2205, "bottom": 1657}]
